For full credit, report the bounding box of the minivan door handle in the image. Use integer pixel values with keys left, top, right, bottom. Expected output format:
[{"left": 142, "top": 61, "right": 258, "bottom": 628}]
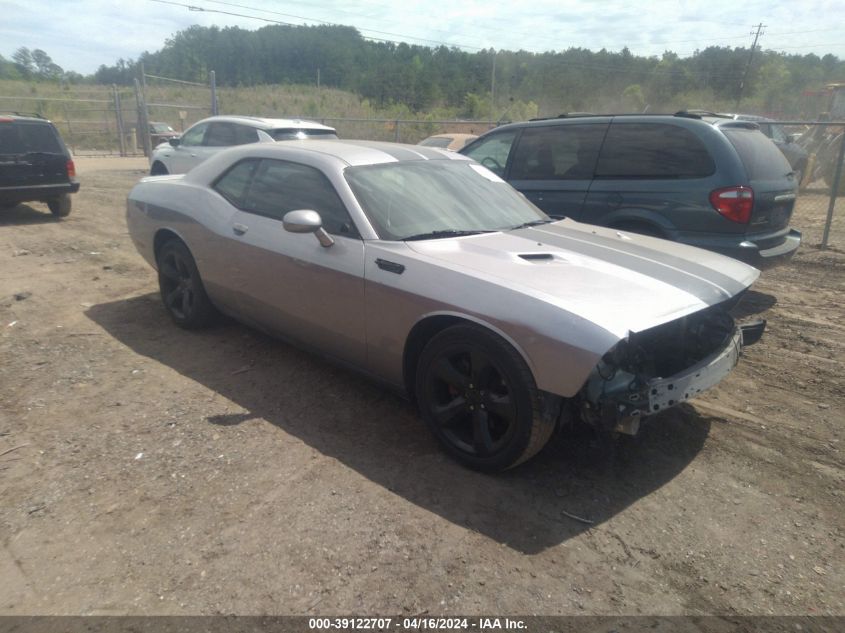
[{"left": 232, "top": 223, "right": 249, "bottom": 236}]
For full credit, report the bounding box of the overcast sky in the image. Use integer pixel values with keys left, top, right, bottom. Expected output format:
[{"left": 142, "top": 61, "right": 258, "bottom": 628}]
[{"left": 2, "top": 0, "right": 844, "bottom": 74}]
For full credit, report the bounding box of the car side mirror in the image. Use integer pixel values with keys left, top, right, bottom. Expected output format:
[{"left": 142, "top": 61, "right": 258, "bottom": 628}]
[
  {"left": 282, "top": 209, "right": 334, "bottom": 247},
  {"left": 169, "top": 137, "right": 181, "bottom": 147}
]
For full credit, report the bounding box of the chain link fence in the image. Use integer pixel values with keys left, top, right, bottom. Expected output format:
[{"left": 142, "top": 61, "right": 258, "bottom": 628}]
[
  {"left": 0, "top": 72, "right": 216, "bottom": 157},
  {"left": 3, "top": 84, "right": 842, "bottom": 249},
  {"left": 778, "top": 120, "right": 845, "bottom": 250},
  {"left": 314, "top": 118, "right": 494, "bottom": 144}
]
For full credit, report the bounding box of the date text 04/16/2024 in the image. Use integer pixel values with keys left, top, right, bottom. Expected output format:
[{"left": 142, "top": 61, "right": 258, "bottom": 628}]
[{"left": 308, "top": 617, "right": 527, "bottom": 630}]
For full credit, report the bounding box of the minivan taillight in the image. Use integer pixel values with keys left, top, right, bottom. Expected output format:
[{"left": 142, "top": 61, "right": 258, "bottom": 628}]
[
  {"left": 66, "top": 160, "right": 76, "bottom": 179},
  {"left": 710, "top": 186, "right": 753, "bottom": 224}
]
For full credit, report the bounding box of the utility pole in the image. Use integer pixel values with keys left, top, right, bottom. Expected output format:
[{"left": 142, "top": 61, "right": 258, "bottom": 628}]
[
  {"left": 491, "top": 50, "right": 496, "bottom": 122},
  {"left": 736, "top": 22, "right": 765, "bottom": 109}
]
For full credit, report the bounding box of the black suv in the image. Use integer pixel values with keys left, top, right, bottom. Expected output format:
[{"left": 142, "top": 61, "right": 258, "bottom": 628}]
[
  {"left": 0, "top": 113, "right": 79, "bottom": 217},
  {"left": 460, "top": 113, "right": 801, "bottom": 268}
]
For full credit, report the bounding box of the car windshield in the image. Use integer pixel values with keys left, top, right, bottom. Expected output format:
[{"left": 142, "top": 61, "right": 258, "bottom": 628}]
[
  {"left": 345, "top": 160, "right": 548, "bottom": 240},
  {"left": 270, "top": 128, "right": 338, "bottom": 141},
  {"left": 151, "top": 123, "right": 174, "bottom": 133}
]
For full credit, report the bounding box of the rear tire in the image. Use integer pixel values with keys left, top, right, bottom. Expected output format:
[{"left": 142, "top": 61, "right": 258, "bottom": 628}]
[
  {"left": 415, "top": 324, "right": 556, "bottom": 471},
  {"left": 47, "top": 194, "right": 72, "bottom": 217},
  {"left": 156, "top": 240, "right": 218, "bottom": 329}
]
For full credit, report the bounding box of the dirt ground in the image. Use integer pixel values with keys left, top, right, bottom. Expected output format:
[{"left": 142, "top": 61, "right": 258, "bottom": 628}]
[{"left": 0, "top": 157, "right": 842, "bottom": 616}]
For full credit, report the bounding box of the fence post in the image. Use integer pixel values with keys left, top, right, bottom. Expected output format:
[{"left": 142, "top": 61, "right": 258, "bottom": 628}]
[
  {"left": 210, "top": 70, "right": 218, "bottom": 116},
  {"left": 822, "top": 133, "right": 845, "bottom": 249},
  {"left": 62, "top": 102, "right": 75, "bottom": 154},
  {"left": 113, "top": 85, "right": 126, "bottom": 157},
  {"left": 134, "top": 78, "right": 152, "bottom": 162}
]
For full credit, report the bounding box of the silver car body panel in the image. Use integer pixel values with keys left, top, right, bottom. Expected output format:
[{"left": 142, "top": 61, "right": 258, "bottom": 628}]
[{"left": 127, "top": 141, "right": 760, "bottom": 399}]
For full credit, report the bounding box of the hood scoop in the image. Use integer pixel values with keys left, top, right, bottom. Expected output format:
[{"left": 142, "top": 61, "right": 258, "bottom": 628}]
[{"left": 519, "top": 253, "right": 554, "bottom": 262}]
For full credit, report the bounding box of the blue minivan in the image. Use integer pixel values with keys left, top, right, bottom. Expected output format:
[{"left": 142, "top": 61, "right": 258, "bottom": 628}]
[{"left": 460, "top": 113, "right": 801, "bottom": 268}]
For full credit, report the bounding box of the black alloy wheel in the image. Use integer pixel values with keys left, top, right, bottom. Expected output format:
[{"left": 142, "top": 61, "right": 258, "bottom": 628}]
[
  {"left": 157, "top": 240, "right": 217, "bottom": 328},
  {"left": 416, "top": 324, "right": 555, "bottom": 471}
]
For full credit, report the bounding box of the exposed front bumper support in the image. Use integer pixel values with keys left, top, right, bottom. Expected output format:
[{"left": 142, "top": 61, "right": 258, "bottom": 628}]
[{"left": 581, "top": 318, "right": 766, "bottom": 436}]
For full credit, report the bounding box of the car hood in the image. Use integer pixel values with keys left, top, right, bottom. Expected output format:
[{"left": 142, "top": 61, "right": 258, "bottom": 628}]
[{"left": 405, "top": 220, "right": 759, "bottom": 339}]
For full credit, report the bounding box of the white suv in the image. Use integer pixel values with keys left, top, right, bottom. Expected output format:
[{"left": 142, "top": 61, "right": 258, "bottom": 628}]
[{"left": 149, "top": 115, "right": 338, "bottom": 175}]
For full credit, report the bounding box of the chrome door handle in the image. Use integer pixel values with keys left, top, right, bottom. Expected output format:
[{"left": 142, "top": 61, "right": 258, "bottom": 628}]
[{"left": 232, "top": 223, "right": 248, "bottom": 235}]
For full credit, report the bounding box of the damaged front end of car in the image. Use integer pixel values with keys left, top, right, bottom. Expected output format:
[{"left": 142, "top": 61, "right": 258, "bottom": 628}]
[{"left": 579, "top": 303, "right": 766, "bottom": 435}]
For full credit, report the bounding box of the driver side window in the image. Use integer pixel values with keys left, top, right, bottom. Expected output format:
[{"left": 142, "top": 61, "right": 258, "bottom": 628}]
[
  {"left": 463, "top": 131, "right": 517, "bottom": 177},
  {"left": 180, "top": 122, "right": 208, "bottom": 147},
  {"left": 243, "top": 159, "right": 359, "bottom": 237}
]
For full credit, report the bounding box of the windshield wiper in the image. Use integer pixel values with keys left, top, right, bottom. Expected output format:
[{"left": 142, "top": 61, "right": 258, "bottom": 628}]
[
  {"left": 509, "top": 219, "right": 556, "bottom": 230},
  {"left": 402, "top": 229, "right": 495, "bottom": 241}
]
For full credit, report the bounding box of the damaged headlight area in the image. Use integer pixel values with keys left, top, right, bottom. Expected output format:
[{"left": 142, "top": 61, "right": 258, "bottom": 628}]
[{"left": 580, "top": 304, "right": 765, "bottom": 436}]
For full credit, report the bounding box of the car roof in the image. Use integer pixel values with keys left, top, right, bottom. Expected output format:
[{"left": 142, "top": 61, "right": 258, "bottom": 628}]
[
  {"left": 187, "top": 140, "right": 469, "bottom": 181},
  {"left": 192, "top": 114, "right": 336, "bottom": 132}
]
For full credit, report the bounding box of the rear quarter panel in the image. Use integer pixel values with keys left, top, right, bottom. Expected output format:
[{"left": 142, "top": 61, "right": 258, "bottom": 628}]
[{"left": 126, "top": 177, "right": 240, "bottom": 311}]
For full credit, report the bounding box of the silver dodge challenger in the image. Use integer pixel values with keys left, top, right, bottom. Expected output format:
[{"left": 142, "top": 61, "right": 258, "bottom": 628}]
[{"left": 127, "top": 140, "right": 766, "bottom": 471}]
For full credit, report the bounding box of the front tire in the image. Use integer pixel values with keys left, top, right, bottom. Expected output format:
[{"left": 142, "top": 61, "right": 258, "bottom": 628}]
[
  {"left": 150, "top": 161, "right": 169, "bottom": 176},
  {"left": 156, "top": 240, "right": 218, "bottom": 329},
  {"left": 48, "top": 194, "right": 72, "bottom": 217},
  {"left": 415, "top": 324, "right": 556, "bottom": 471}
]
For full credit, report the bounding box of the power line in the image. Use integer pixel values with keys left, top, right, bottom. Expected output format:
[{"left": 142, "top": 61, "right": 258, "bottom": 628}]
[
  {"left": 159, "top": 0, "right": 770, "bottom": 56},
  {"left": 148, "top": 0, "right": 766, "bottom": 78},
  {"left": 150, "top": 0, "right": 485, "bottom": 50}
]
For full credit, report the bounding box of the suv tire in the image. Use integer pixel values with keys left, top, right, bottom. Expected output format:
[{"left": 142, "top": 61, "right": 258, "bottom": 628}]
[{"left": 48, "top": 194, "right": 72, "bottom": 217}]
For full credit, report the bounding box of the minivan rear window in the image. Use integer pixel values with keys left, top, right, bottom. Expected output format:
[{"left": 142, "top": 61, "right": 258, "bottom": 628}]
[
  {"left": 595, "top": 123, "right": 715, "bottom": 179},
  {"left": 722, "top": 127, "right": 792, "bottom": 180}
]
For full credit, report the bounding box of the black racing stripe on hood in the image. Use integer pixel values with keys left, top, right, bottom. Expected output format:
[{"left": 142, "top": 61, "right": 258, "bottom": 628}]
[{"left": 517, "top": 225, "right": 749, "bottom": 301}]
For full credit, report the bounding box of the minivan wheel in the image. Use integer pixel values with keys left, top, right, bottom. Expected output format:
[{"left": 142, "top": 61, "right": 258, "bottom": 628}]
[
  {"left": 47, "top": 194, "right": 72, "bottom": 217},
  {"left": 415, "top": 324, "right": 555, "bottom": 471},
  {"left": 157, "top": 240, "right": 218, "bottom": 328}
]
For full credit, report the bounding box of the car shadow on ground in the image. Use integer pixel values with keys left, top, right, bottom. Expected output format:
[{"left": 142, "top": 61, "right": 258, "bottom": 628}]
[
  {"left": 87, "top": 294, "right": 710, "bottom": 555},
  {"left": 0, "top": 203, "right": 59, "bottom": 226},
  {"left": 731, "top": 289, "right": 777, "bottom": 319}
]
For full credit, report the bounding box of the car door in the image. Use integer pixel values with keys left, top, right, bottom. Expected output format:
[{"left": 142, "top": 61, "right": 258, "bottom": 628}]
[
  {"left": 583, "top": 122, "right": 719, "bottom": 233},
  {"left": 506, "top": 123, "right": 607, "bottom": 220},
  {"left": 167, "top": 121, "right": 211, "bottom": 174},
  {"left": 224, "top": 158, "right": 367, "bottom": 367}
]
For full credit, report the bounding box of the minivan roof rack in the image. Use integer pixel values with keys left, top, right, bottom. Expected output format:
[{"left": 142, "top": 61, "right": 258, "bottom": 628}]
[
  {"left": 674, "top": 109, "right": 734, "bottom": 119},
  {"left": 529, "top": 112, "right": 597, "bottom": 121},
  {"left": 0, "top": 111, "right": 46, "bottom": 119}
]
